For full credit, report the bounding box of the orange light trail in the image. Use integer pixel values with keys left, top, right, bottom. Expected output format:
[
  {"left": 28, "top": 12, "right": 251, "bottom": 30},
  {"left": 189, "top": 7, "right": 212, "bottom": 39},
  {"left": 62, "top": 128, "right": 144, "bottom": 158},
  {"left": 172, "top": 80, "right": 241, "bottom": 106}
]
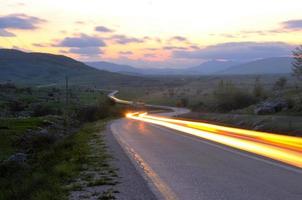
[{"left": 126, "top": 112, "right": 302, "bottom": 168}]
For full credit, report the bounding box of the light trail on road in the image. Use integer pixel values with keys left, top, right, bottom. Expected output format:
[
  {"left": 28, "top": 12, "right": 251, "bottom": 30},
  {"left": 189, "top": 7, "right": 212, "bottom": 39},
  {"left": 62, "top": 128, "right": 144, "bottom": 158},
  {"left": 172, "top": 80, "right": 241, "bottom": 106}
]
[{"left": 126, "top": 112, "right": 302, "bottom": 169}]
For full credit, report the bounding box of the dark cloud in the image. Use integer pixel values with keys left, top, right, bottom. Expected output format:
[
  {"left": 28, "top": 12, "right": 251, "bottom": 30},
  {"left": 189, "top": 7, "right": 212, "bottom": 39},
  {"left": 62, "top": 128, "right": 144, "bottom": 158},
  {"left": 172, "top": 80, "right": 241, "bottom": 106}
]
[
  {"left": 173, "top": 42, "right": 293, "bottom": 61},
  {"left": 282, "top": 19, "right": 302, "bottom": 30},
  {"left": 110, "top": 34, "right": 145, "bottom": 44},
  {"left": 69, "top": 47, "right": 102, "bottom": 56},
  {"left": 57, "top": 34, "right": 106, "bottom": 47},
  {"left": 95, "top": 26, "right": 114, "bottom": 33},
  {"left": 170, "top": 36, "right": 188, "bottom": 42},
  {"left": 0, "top": 13, "right": 46, "bottom": 30}
]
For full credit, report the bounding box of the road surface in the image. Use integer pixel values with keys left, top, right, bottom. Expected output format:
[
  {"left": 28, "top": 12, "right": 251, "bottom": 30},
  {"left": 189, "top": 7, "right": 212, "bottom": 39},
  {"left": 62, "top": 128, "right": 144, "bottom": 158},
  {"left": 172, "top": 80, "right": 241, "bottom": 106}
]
[
  {"left": 108, "top": 91, "right": 302, "bottom": 199},
  {"left": 110, "top": 117, "right": 302, "bottom": 200}
]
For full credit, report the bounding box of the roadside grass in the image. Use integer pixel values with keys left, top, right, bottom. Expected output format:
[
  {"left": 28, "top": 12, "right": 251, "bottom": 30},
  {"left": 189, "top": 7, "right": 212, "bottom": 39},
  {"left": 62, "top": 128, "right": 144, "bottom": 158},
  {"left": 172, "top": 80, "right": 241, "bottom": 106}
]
[
  {"left": 0, "top": 117, "right": 45, "bottom": 160},
  {"left": 68, "top": 120, "right": 120, "bottom": 200},
  {"left": 0, "top": 119, "right": 112, "bottom": 200}
]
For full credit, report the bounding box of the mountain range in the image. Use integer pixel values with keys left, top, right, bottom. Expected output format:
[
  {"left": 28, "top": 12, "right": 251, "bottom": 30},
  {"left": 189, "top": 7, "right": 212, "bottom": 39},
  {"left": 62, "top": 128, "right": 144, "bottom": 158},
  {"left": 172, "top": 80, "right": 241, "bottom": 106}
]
[
  {"left": 87, "top": 57, "right": 293, "bottom": 75},
  {"left": 0, "top": 49, "right": 293, "bottom": 87}
]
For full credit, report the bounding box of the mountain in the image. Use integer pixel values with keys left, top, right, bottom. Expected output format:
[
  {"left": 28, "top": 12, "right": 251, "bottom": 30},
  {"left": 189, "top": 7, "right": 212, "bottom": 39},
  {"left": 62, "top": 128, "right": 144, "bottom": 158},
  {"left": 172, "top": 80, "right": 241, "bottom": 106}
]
[
  {"left": 184, "top": 60, "right": 237, "bottom": 74},
  {"left": 86, "top": 61, "right": 140, "bottom": 74},
  {"left": 220, "top": 57, "right": 292, "bottom": 75},
  {"left": 87, "top": 58, "right": 293, "bottom": 76},
  {"left": 0, "top": 49, "right": 145, "bottom": 86},
  {"left": 87, "top": 60, "right": 237, "bottom": 75}
]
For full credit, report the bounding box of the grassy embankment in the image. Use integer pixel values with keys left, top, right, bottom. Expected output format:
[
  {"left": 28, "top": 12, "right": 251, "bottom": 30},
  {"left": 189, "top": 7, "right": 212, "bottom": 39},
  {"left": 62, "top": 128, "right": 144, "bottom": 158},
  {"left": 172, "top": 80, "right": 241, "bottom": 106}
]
[{"left": 0, "top": 84, "right": 125, "bottom": 200}]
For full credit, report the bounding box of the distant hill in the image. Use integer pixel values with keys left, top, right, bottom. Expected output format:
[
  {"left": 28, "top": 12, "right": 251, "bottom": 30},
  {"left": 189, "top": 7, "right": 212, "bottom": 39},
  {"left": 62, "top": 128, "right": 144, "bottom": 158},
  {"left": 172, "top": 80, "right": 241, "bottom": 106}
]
[
  {"left": 87, "top": 58, "right": 293, "bottom": 76},
  {"left": 219, "top": 57, "right": 292, "bottom": 75},
  {"left": 87, "top": 60, "right": 237, "bottom": 75},
  {"left": 184, "top": 60, "right": 237, "bottom": 74},
  {"left": 86, "top": 61, "right": 140, "bottom": 74},
  {"left": 0, "top": 49, "right": 146, "bottom": 86}
]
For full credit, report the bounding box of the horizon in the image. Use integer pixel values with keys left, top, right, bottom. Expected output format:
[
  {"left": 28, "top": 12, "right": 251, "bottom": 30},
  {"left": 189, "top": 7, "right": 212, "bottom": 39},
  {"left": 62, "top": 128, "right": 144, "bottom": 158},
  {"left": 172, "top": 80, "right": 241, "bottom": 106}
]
[{"left": 1, "top": 0, "right": 302, "bottom": 68}]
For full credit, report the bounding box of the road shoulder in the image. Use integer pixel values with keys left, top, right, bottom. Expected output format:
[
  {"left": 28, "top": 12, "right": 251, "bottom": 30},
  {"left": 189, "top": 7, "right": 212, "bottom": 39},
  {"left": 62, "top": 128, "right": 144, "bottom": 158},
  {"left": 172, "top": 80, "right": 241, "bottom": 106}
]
[{"left": 105, "top": 121, "right": 157, "bottom": 200}]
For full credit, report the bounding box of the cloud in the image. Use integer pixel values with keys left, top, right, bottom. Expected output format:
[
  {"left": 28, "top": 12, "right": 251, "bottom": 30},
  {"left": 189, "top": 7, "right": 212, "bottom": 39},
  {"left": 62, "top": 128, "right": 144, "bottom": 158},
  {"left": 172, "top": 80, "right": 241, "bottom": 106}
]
[
  {"left": 110, "top": 34, "right": 145, "bottom": 44},
  {"left": 69, "top": 47, "right": 102, "bottom": 56},
  {"left": 170, "top": 36, "right": 187, "bottom": 42},
  {"left": 0, "top": 13, "right": 45, "bottom": 37},
  {"left": 235, "top": 19, "right": 302, "bottom": 37},
  {"left": 189, "top": 45, "right": 200, "bottom": 50},
  {"left": 143, "top": 53, "right": 157, "bottom": 58},
  {"left": 55, "top": 34, "right": 106, "bottom": 58},
  {"left": 282, "top": 19, "right": 302, "bottom": 30},
  {"left": 0, "top": 29, "right": 15, "bottom": 37},
  {"left": 119, "top": 51, "right": 133, "bottom": 55},
  {"left": 163, "top": 46, "right": 188, "bottom": 50},
  {"left": 75, "top": 21, "right": 86, "bottom": 25},
  {"left": 144, "top": 47, "right": 159, "bottom": 51},
  {"left": 173, "top": 42, "right": 293, "bottom": 61},
  {"left": 95, "top": 26, "right": 114, "bottom": 33},
  {"left": 32, "top": 43, "right": 48, "bottom": 47},
  {"left": 0, "top": 13, "right": 46, "bottom": 30},
  {"left": 57, "top": 34, "right": 106, "bottom": 47}
]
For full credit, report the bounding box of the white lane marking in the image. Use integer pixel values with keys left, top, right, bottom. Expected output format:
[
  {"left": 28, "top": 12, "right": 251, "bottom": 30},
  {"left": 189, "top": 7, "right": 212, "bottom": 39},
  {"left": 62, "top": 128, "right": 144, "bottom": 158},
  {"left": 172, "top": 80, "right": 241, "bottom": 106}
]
[
  {"left": 147, "top": 123, "right": 302, "bottom": 174},
  {"left": 110, "top": 121, "right": 179, "bottom": 200}
]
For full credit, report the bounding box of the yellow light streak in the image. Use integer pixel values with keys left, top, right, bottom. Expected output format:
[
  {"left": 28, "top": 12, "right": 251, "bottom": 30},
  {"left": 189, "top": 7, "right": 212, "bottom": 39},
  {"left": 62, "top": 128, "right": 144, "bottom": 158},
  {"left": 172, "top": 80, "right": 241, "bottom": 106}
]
[
  {"left": 126, "top": 112, "right": 302, "bottom": 168},
  {"left": 141, "top": 114, "right": 302, "bottom": 152}
]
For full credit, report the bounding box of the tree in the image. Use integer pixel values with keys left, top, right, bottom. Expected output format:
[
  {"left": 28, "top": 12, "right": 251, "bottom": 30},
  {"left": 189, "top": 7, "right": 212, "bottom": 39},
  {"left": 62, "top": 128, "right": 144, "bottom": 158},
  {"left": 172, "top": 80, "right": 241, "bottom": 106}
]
[{"left": 292, "top": 45, "right": 302, "bottom": 80}]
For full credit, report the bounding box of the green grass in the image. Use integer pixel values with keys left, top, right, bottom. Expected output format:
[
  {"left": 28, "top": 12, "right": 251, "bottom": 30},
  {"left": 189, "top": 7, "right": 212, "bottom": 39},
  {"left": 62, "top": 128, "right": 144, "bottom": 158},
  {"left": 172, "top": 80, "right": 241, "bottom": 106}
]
[
  {"left": 0, "top": 117, "right": 45, "bottom": 160},
  {"left": 0, "top": 120, "right": 107, "bottom": 200}
]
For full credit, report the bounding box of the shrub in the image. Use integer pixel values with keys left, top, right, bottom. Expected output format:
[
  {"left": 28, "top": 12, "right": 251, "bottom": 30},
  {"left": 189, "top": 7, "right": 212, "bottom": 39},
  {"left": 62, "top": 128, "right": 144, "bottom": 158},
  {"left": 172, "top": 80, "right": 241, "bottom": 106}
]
[
  {"left": 7, "top": 100, "right": 27, "bottom": 113},
  {"left": 212, "top": 81, "right": 256, "bottom": 112},
  {"left": 32, "top": 104, "right": 60, "bottom": 117}
]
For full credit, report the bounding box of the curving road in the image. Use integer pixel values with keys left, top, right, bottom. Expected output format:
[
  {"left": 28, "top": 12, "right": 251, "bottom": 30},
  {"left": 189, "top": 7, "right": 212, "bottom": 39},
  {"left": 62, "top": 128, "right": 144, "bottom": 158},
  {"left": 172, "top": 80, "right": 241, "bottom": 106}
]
[{"left": 108, "top": 91, "right": 302, "bottom": 200}]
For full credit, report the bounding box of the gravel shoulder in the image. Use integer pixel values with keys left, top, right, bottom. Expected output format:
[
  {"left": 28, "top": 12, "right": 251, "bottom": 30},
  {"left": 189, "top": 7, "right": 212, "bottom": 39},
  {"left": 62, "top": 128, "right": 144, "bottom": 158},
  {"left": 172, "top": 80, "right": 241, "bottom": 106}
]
[{"left": 105, "top": 122, "right": 157, "bottom": 200}]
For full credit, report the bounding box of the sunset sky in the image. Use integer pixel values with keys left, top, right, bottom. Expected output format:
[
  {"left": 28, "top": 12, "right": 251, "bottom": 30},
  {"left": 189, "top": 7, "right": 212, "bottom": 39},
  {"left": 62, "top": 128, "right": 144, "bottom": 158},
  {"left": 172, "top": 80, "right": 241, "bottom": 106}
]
[{"left": 1, "top": 0, "right": 302, "bottom": 68}]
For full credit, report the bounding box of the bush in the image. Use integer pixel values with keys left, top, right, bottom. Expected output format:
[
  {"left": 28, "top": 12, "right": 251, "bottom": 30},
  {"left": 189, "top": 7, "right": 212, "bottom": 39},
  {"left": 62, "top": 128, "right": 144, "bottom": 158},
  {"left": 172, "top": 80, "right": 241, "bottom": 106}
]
[
  {"left": 75, "top": 99, "right": 112, "bottom": 123},
  {"left": 212, "top": 81, "right": 257, "bottom": 112},
  {"left": 7, "top": 100, "right": 27, "bottom": 113},
  {"left": 32, "top": 104, "right": 61, "bottom": 117}
]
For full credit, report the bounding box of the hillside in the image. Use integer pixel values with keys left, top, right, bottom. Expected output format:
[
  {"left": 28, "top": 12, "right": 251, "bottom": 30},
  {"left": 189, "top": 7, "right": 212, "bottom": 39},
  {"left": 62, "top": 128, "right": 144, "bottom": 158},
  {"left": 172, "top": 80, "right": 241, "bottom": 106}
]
[
  {"left": 86, "top": 61, "right": 140, "bottom": 74},
  {"left": 219, "top": 57, "right": 292, "bottom": 75},
  {"left": 0, "top": 49, "right": 147, "bottom": 86}
]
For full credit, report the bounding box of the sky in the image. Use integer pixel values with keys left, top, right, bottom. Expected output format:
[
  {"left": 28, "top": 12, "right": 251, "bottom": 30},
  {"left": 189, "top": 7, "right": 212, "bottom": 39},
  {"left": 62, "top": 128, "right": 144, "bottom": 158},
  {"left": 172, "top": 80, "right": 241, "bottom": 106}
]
[{"left": 1, "top": 0, "right": 302, "bottom": 68}]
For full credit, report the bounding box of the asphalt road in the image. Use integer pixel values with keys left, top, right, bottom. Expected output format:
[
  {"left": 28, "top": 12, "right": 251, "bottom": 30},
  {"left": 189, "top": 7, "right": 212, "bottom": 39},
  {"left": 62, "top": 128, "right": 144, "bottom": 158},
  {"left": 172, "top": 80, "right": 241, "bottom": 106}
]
[{"left": 110, "top": 118, "right": 302, "bottom": 200}]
